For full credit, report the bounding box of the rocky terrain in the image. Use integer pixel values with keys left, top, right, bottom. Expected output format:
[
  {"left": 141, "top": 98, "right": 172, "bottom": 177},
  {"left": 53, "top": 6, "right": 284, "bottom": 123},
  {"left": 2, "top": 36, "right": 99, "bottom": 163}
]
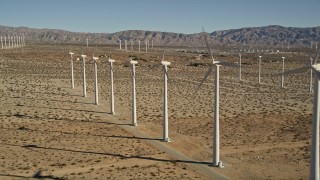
[
  {"left": 0, "top": 42, "right": 317, "bottom": 179},
  {"left": 0, "top": 25, "right": 319, "bottom": 47}
]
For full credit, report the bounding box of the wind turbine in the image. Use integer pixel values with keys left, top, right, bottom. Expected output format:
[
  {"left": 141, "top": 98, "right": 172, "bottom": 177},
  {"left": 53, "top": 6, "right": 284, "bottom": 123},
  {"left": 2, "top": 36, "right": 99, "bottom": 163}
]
[
  {"left": 4, "top": 37, "right": 7, "bottom": 49},
  {"left": 125, "top": 40, "right": 128, "bottom": 52},
  {"left": 86, "top": 38, "right": 89, "bottom": 47},
  {"left": 93, "top": 56, "right": 99, "bottom": 105},
  {"left": 81, "top": 53, "right": 87, "bottom": 97},
  {"left": 108, "top": 57, "right": 116, "bottom": 114},
  {"left": 310, "top": 58, "right": 314, "bottom": 93},
  {"left": 258, "top": 55, "right": 262, "bottom": 84},
  {"left": 138, "top": 40, "right": 141, "bottom": 52},
  {"left": 196, "top": 28, "right": 239, "bottom": 168},
  {"left": 281, "top": 57, "right": 285, "bottom": 88},
  {"left": 281, "top": 49, "right": 320, "bottom": 179},
  {"left": 239, "top": 53, "right": 242, "bottom": 81},
  {"left": 69, "top": 51, "right": 75, "bottom": 89},
  {"left": 152, "top": 39, "right": 154, "bottom": 48},
  {"left": 119, "top": 39, "right": 122, "bottom": 49},
  {"left": 161, "top": 49, "right": 171, "bottom": 142},
  {"left": 130, "top": 58, "right": 138, "bottom": 126},
  {"left": 1, "top": 36, "right": 3, "bottom": 49},
  {"left": 145, "top": 40, "right": 148, "bottom": 53}
]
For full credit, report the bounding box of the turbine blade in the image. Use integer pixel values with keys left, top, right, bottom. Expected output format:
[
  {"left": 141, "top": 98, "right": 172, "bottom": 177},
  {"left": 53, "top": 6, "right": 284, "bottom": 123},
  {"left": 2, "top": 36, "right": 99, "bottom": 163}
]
[
  {"left": 279, "top": 66, "right": 310, "bottom": 76},
  {"left": 162, "top": 49, "right": 165, "bottom": 61},
  {"left": 167, "top": 72, "right": 183, "bottom": 96},
  {"left": 314, "top": 48, "right": 320, "bottom": 64},
  {"left": 162, "top": 41, "right": 166, "bottom": 61},
  {"left": 195, "top": 66, "right": 213, "bottom": 93},
  {"left": 202, "top": 28, "right": 214, "bottom": 62},
  {"left": 216, "top": 61, "right": 240, "bottom": 67}
]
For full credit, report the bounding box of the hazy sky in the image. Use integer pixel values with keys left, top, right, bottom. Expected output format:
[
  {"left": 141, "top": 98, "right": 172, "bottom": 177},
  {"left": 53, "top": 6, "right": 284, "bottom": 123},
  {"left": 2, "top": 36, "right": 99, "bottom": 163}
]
[{"left": 0, "top": 0, "right": 319, "bottom": 34}]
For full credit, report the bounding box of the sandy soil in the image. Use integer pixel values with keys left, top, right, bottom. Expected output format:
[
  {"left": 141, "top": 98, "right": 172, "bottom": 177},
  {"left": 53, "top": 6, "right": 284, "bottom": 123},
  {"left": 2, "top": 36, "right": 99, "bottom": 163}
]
[{"left": 0, "top": 44, "right": 315, "bottom": 179}]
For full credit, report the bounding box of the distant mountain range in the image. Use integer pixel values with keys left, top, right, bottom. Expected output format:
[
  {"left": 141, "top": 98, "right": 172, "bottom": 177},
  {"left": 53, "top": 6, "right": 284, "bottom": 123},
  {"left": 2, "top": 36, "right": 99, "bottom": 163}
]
[{"left": 0, "top": 25, "right": 319, "bottom": 47}]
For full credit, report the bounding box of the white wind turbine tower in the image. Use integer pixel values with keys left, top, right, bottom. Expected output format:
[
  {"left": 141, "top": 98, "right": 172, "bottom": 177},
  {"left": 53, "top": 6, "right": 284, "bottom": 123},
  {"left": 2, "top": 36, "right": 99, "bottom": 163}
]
[
  {"left": 281, "top": 49, "right": 320, "bottom": 179},
  {"left": 86, "top": 38, "right": 89, "bottom": 47},
  {"left": 1, "top": 37, "right": 3, "bottom": 49},
  {"left": 138, "top": 40, "right": 141, "bottom": 52},
  {"left": 281, "top": 57, "right": 285, "bottom": 88},
  {"left": 161, "top": 49, "right": 171, "bottom": 142},
  {"left": 119, "top": 39, "right": 122, "bottom": 49},
  {"left": 196, "top": 28, "right": 239, "bottom": 168},
  {"left": 69, "top": 51, "right": 75, "bottom": 89},
  {"left": 258, "top": 55, "right": 262, "bottom": 84},
  {"left": 108, "top": 57, "right": 116, "bottom": 114},
  {"left": 145, "top": 40, "right": 148, "bottom": 53},
  {"left": 81, "top": 53, "right": 87, "bottom": 97},
  {"left": 11, "top": 36, "right": 14, "bottom": 48},
  {"left": 93, "top": 56, "right": 99, "bottom": 105},
  {"left": 130, "top": 58, "right": 138, "bottom": 126},
  {"left": 310, "top": 58, "right": 314, "bottom": 93},
  {"left": 152, "top": 39, "right": 154, "bottom": 48},
  {"left": 125, "top": 40, "right": 128, "bottom": 52},
  {"left": 239, "top": 53, "right": 242, "bottom": 81},
  {"left": 4, "top": 37, "right": 7, "bottom": 49}
]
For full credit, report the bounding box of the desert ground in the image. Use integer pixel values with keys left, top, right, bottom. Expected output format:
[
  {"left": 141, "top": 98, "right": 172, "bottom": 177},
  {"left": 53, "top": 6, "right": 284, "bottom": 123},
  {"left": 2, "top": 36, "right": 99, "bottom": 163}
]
[{"left": 0, "top": 43, "right": 316, "bottom": 179}]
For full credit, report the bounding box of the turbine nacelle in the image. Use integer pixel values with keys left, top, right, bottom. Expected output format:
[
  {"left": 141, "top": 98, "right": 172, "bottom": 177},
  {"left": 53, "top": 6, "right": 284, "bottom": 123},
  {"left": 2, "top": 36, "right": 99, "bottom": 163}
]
[
  {"left": 312, "top": 64, "right": 320, "bottom": 72},
  {"left": 130, "top": 60, "right": 138, "bottom": 65},
  {"left": 161, "top": 61, "right": 171, "bottom": 66},
  {"left": 93, "top": 57, "right": 99, "bottom": 62},
  {"left": 108, "top": 58, "right": 115, "bottom": 63}
]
